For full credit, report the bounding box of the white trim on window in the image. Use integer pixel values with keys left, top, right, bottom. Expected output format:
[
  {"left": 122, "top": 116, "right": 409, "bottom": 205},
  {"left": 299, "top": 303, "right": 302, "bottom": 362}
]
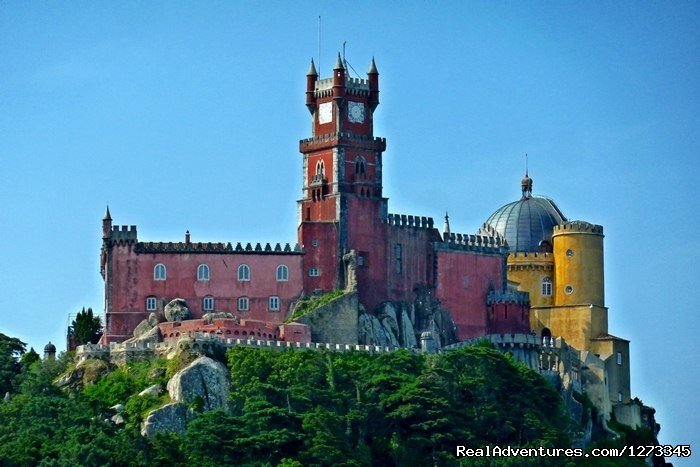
[
  {"left": 146, "top": 296, "right": 157, "bottom": 311},
  {"left": 203, "top": 296, "right": 214, "bottom": 311},
  {"left": 308, "top": 267, "right": 320, "bottom": 277},
  {"left": 197, "top": 264, "right": 210, "bottom": 281},
  {"left": 238, "top": 296, "right": 249, "bottom": 311},
  {"left": 238, "top": 264, "right": 250, "bottom": 281},
  {"left": 541, "top": 277, "right": 552, "bottom": 296},
  {"left": 154, "top": 264, "right": 167, "bottom": 281},
  {"left": 276, "top": 265, "right": 289, "bottom": 281},
  {"left": 268, "top": 296, "right": 280, "bottom": 311}
]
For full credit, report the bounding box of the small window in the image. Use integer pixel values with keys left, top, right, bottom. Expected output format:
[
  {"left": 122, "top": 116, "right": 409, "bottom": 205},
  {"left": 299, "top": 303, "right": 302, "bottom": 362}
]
[
  {"left": 238, "top": 296, "right": 249, "bottom": 311},
  {"left": 541, "top": 277, "right": 552, "bottom": 296},
  {"left": 276, "top": 265, "right": 289, "bottom": 281},
  {"left": 355, "top": 157, "right": 366, "bottom": 174},
  {"left": 617, "top": 352, "right": 622, "bottom": 366},
  {"left": 154, "top": 263, "right": 167, "bottom": 281},
  {"left": 566, "top": 249, "right": 574, "bottom": 257},
  {"left": 309, "top": 268, "right": 320, "bottom": 277},
  {"left": 146, "top": 296, "right": 157, "bottom": 311},
  {"left": 357, "top": 255, "right": 365, "bottom": 267},
  {"left": 312, "top": 239, "right": 319, "bottom": 247},
  {"left": 238, "top": 264, "right": 250, "bottom": 281},
  {"left": 565, "top": 285, "right": 574, "bottom": 295},
  {"left": 268, "top": 296, "right": 280, "bottom": 311},
  {"left": 617, "top": 392, "right": 623, "bottom": 402},
  {"left": 395, "top": 243, "right": 402, "bottom": 274},
  {"left": 197, "top": 264, "right": 210, "bottom": 281},
  {"left": 203, "top": 296, "right": 214, "bottom": 311},
  {"left": 316, "top": 160, "right": 325, "bottom": 176}
]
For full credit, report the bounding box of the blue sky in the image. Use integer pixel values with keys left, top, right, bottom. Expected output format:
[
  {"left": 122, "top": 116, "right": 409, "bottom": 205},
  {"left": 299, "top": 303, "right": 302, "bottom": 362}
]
[{"left": 1, "top": 1, "right": 698, "bottom": 459}]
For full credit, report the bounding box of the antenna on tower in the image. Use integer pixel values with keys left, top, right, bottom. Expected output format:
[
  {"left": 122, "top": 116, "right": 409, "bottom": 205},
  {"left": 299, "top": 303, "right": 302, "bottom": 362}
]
[
  {"left": 525, "top": 153, "right": 529, "bottom": 176},
  {"left": 343, "top": 41, "right": 347, "bottom": 69},
  {"left": 317, "top": 16, "right": 321, "bottom": 76}
]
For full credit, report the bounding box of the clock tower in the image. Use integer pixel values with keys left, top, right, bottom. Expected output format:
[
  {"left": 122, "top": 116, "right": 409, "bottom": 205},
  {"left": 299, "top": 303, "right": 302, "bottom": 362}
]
[{"left": 298, "top": 55, "right": 388, "bottom": 295}]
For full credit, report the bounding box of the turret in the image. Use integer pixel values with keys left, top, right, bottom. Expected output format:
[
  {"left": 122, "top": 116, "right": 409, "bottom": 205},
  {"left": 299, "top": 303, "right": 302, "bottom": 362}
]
[
  {"left": 368, "top": 57, "right": 379, "bottom": 111},
  {"left": 102, "top": 206, "right": 112, "bottom": 240},
  {"left": 44, "top": 341, "right": 56, "bottom": 360},
  {"left": 305, "top": 59, "right": 318, "bottom": 114},
  {"left": 332, "top": 53, "right": 346, "bottom": 103}
]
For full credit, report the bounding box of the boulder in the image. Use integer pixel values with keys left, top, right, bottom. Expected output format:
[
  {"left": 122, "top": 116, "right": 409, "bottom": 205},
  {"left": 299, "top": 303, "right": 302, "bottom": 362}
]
[
  {"left": 133, "top": 319, "right": 154, "bottom": 338},
  {"left": 202, "top": 312, "right": 235, "bottom": 324},
  {"left": 123, "top": 325, "right": 161, "bottom": 345},
  {"left": 138, "top": 384, "right": 163, "bottom": 398},
  {"left": 399, "top": 308, "right": 418, "bottom": 348},
  {"left": 167, "top": 356, "right": 230, "bottom": 412},
  {"left": 164, "top": 298, "right": 191, "bottom": 322},
  {"left": 141, "top": 402, "right": 195, "bottom": 437}
]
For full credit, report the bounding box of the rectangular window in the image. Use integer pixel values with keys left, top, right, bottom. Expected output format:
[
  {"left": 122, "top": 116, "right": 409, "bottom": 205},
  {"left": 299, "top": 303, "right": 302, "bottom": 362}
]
[
  {"left": 617, "top": 392, "right": 623, "bottom": 402},
  {"left": 395, "top": 243, "right": 402, "bottom": 274},
  {"left": 616, "top": 352, "right": 622, "bottom": 366},
  {"left": 268, "top": 296, "right": 280, "bottom": 311},
  {"left": 238, "top": 297, "right": 249, "bottom": 311},
  {"left": 312, "top": 239, "right": 319, "bottom": 247},
  {"left": 309, "top": 268, "right": 320, "bottom": 277},
  {"left": 146, "top": 297, "right": 157, "bottom": 311},
  {"left": 203, "top": 296, "right": 214, "bottom": 311}
]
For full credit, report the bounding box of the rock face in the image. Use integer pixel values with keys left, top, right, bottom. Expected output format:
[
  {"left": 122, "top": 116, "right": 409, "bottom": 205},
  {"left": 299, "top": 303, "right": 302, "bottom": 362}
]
[
  {"left": 202, "top": 312, "right": 235, "bottom": 324},
  {"left": 141, "top": 402, "right": 196, "bottom": 437},
  {"left": 167, "top": 356, "right": 230, "bottom": 411},
  {"left": 164, "top": 298, "right": 191, "bottom": 322},
  {"left": 123, "top": 325, "right": 161, "bottom": 345},
  {"left": 295, "top": 292, "right": 359, "bottom": 344}
]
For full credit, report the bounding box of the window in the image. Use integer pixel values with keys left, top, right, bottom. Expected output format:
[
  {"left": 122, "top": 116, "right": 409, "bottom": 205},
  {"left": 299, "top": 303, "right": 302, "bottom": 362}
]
[
  {"left": 238, "top": 264, "right": 250, "bottom": 281},
  {"left": 316, "top": 160, "right": 325, "bottom": 176},
  {"left": 276, "top": 265, "right": 289, "bottom": 281},
  {"left": 269, "top": 296, "right": 280, "bottom": 311},
  {"left": 541, "top": 277, "right": 552, "bottom": 296},
  {"left": 566, "top": 249, "right": 574, "bottom": 257},
  {"left": 197, "top": 264, "right": 210, "bottom": 281},
  {"left": 238, "top": 296, "right": 249, "bottom": 311},
  {"left": 203, "top": 296, "right": 214, "bottom": 311},
  {"left": 355, "top": 157, "right": 366, "bottom": 174},
  {"left": 617, "top": 392, "right": 623, "bottom": 402},
  {"left": 395, "top": 243, "right": 402, "bottom": 274},
  {"left": 311, "top": 239, "right": 319, "bottom": 247},
  {"left": 154, "top": 263, "right": 167, "bottom": 280},
  {"left": 146, "top": 296, "right": 157, "bottom": 311},
  {"left": 565, "top": 285, "right": 574, "bottom": 295},
  {"left": 617, "top": 352, "right": 623, "bottom": 366},
  {"left": 309, "top": 268, "right": 320, "bottom": 277}
]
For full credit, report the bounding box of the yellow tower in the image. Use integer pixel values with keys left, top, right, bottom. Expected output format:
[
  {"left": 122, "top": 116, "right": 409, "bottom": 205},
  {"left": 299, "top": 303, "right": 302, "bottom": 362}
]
[{"left": 552, "top": 221, "right": 604, "bottom": 307}]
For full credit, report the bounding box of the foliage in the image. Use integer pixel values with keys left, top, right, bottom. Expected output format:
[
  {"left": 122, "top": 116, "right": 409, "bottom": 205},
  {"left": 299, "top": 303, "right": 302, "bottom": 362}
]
[
  {"left": 287, "top": 289, "right": 345, "bottom": 321},
  {"left": 0, "top": 333, "right": 26, "bottom": 395},
  {"left": 70, "top": 307, "right": 103, "bottom": 346}
]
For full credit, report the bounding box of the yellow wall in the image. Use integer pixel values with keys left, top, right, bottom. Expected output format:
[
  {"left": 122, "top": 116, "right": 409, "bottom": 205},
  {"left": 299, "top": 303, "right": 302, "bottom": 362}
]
[
  {"left": 507, "top": 252, "right": 555, "bottom": 309},
  {"left": 552, "top": 222, "right": 605, "bottom": 307},
  {"left": 531, "top": 304, "right": 608, "bottom": 351}
]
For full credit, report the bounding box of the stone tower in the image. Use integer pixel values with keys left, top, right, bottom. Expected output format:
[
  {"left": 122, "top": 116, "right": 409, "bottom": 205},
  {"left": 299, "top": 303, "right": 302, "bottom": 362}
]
[{"left": 298, "top": 55, "right": 388, "bottom": 301}]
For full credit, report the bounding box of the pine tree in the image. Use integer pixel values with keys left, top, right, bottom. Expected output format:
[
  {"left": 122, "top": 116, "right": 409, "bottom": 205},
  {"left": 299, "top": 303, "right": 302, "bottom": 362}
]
[{"left": 70, "top": 307, "right": 103, "bottom": 345}]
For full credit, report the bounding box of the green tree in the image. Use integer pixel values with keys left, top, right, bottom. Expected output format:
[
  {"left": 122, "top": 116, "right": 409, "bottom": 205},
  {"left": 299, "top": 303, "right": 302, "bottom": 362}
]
[
  {"left": 70, "top": 307, "right": 103, "bottom": 345},
  {"left": 0, "top": 333, "right": 26, "bottom": 395}
]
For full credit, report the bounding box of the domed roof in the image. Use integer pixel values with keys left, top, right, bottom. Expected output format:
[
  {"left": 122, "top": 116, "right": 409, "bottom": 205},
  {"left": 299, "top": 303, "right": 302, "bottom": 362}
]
[
  {"left": 482, "top": 174, "right": 567, "bottom": 253},
  {"left": 44, "top": 341, "right": 56, "bottom": 352}
]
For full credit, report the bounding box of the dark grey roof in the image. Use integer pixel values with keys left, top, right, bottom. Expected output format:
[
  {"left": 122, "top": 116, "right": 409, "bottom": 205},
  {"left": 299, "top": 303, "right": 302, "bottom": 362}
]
[{"left": 484, "top": 195, "right": 567, "bottom": 253}]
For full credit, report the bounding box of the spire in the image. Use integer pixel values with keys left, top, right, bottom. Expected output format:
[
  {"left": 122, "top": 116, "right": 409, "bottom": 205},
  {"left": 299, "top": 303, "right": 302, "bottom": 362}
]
[
  {"left": 443, "top": 211, "right": 451, "bottom": 235},
  {"left": 334, "top": 52, "right": 344, "bottom": 70},
  {"left": 307, "top": 58, "right": 317, "bottom": 76},
  {"left": 368, "top": 56, "right": 378, "bottom": 74},
  {"left": 103, "top": 205, "right": 112, "bottom": 221}
]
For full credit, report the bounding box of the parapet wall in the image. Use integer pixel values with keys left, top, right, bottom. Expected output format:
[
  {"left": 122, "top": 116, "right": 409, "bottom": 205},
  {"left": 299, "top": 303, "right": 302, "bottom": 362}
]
[
  {"left": 554, "top": 220, "right": 603, "bottom": 235},
  {"left": 487, "top": 290, "right": 530, "bottom": 305},
  {"left": 109, "top": 225, "right": 137, "bottom": 243},
  {"left": 135, "top": 241, "right": 302, "bottom": 255},
  {"left": 385, "top": 213, "right": 435, "bottom": 230},
  {"left": 437, "top": 232, "right": 507, "bottom": 254}
]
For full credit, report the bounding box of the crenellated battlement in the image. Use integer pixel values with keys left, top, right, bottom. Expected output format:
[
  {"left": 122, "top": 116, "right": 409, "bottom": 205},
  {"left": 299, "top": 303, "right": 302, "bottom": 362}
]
[
  {"left": 436, "top": 231, "right": 507, "bottom": 254},
  {"left": 314, "top": 76, "right": 370, "bottom": 97},
  {"left": 508, "top": 251, "right": 554, "bottom": 260},
  {"left": 487, "top": 290, "right": 530, "bottom": 305},
  {"left": 300, "top": 132, "right": 386, "bottom": 152},
  {"left": 553, "top": 220, "right": 603, "bottom": 235},
  {"left": 136, "top": 241, "right": 302, "bottom": 255},
  {"left": 109, "top": 225, "right": 138, "bottom": 243},
  {"left": 385, "top": 213, "right": 435, "bottom": 230}
]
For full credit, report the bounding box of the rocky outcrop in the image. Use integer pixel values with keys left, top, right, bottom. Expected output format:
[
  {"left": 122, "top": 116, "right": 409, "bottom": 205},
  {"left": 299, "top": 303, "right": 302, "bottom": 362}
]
[
  {"left": 164, "top": 298, "right": 191, "bottom": 322},
  {"left": 167, "top": 356, "right": 230, "bottom": 411},
  {"left": 56, "top": 358, "right": 110, "bottom": 391},
  {"left": 202, "top": 312, "right": 235, "bottom": 324},
  {"left": 123, "top": 325, "right": 162, "bottom": 346},
  {"left": 295, "top": 292, "right": 359, "bottom": 344},
  {"left": 138, "top": 384, "right": 163, "bottom": 398},
  {"left": 141, "top": 402, "right": 196, "bottom": 437}
]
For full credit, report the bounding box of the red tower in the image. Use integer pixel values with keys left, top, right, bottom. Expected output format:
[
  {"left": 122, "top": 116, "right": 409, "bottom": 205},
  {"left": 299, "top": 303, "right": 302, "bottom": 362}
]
[{"left": 298, "top": 55, "right": 388, "bottom": 299}]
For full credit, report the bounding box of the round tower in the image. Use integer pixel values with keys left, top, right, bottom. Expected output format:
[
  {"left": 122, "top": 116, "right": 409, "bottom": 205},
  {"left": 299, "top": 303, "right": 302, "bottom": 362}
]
[{"left": 552, "top": 220, "right": 605, "bottom": 307}]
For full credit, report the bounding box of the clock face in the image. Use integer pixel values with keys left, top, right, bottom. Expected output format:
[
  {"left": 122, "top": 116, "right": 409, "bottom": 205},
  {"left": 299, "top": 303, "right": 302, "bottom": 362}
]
[
  {"left": 318, "top": 102, "right": 333, "bottom": 124},
  {"left": 348, "top": 101, "right": 365, "bottom": 123}
]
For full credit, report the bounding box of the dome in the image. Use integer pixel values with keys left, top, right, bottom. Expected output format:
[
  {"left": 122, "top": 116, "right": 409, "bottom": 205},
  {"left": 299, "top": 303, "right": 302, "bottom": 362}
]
[
  {"left": 44, "top": 341, "right": 56, "bottom": 353},
  {"left": 482, "top": 175, "right": 567, "bottom": 253}
]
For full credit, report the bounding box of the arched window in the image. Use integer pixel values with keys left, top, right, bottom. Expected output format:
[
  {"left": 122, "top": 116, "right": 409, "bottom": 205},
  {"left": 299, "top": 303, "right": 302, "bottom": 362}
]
[
  {"left": 154, "top": 263, "right": 167, "bottom": 281},
  {"left": 203, "top": 296, "right": 214, "bottom": 311},
  {"left": 276, "top": 264, "right": 289, "bottom": 281},
  {"left": 197, "top": 264, "right": 210, "bottom": 281},
  {"left": 541, "top": 277, "right": 552, "bottom": 296},
  {"left": 238, "top": 296, "right": 249, "bottom": 311},
  {"left": 355, "top": 157, "right": 366, "bottom": 174},
  {"left": 146, "top": 296, "right": 157, "bottom": 311},
  {"left": 316, "top": 160, "right": 325, "bottom": 176},
  {"left": 238, "top": 264, "right": 250, "bottom": 281}
]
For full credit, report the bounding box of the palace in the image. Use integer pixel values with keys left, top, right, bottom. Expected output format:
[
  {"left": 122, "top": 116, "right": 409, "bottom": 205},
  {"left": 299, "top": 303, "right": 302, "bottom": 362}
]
[{"left": 99, "top": 55, "right": 631, "bottom": 417}]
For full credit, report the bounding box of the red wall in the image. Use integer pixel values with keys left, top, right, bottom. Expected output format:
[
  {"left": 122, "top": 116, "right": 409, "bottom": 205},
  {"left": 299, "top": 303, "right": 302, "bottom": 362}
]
[
  {"left": 158, "top": 318, "right": 311, "bottom": 344},
  {"left": 104, "top": 242, "right": 303, "bottom": 342},
  {"left": 435, "top": 249, "right": 504, "bottom": 340},
  {"left": 488, "top": 302, "right": 530, "bottom": 335}
]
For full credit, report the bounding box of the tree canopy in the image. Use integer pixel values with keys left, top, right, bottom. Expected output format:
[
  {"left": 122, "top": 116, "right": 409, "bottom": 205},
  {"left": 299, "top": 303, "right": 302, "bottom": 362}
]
[{"left": 70, "top": 307, "right": 103, "bottom": 346}]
